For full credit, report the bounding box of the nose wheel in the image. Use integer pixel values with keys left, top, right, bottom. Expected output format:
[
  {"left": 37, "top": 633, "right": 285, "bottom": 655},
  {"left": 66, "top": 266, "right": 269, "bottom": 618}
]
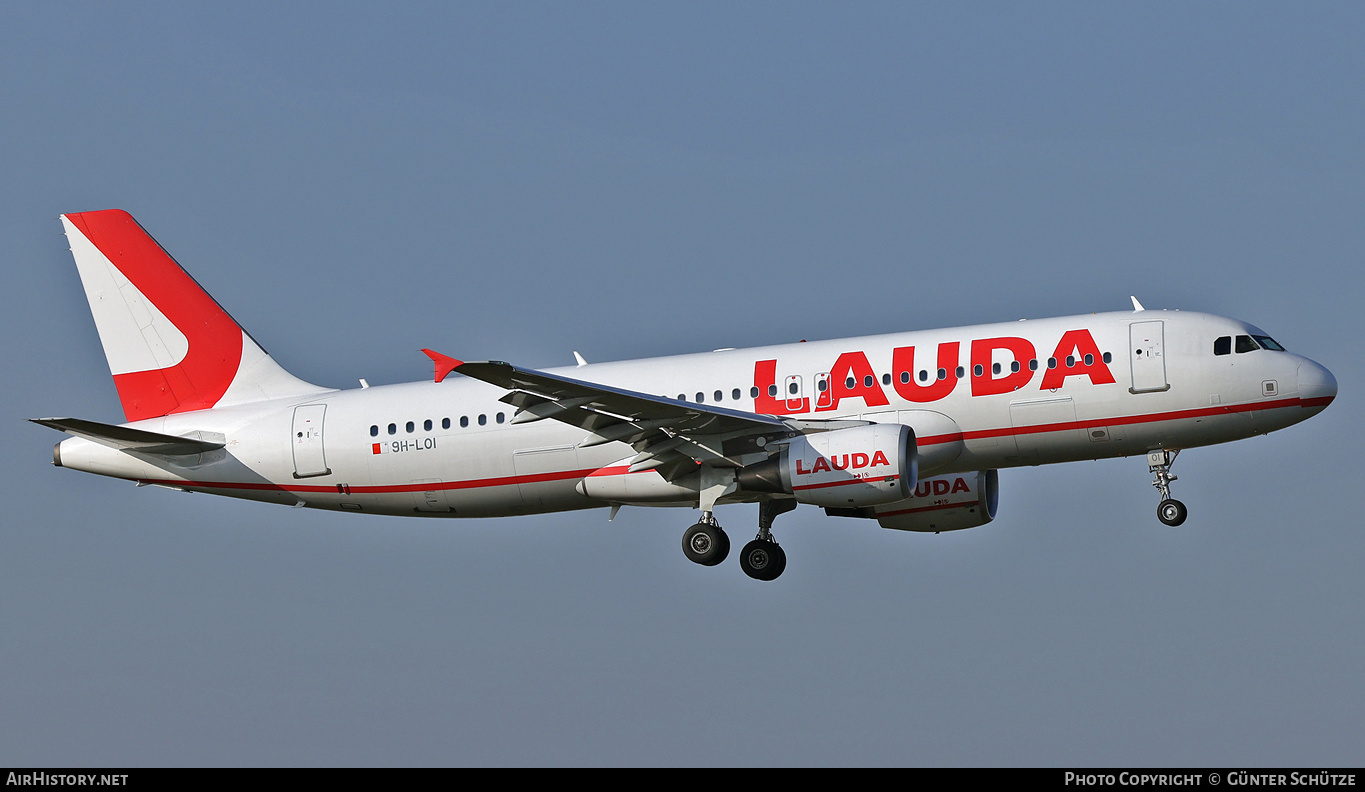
[
  {"left": 1158, "top": 498, "right": 1188, "bottom": 526},
  {"left": 1149, "top": 450, "right": 1188, "bottom": 526}
]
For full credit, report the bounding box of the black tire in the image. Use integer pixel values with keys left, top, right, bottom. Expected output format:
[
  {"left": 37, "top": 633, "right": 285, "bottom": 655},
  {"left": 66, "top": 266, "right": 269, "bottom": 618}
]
[
  {"left": 1157, "top": 498, "right": 1188, "bottom": 527},
  {"left": 740, "top": 539, "right": 785, "bottom": 581},
  {"left": 766, "top": 542, "right": 787, "bottom": 580},
  {"left": 682, "top": 523, "right": 729, "bottom": 566}
]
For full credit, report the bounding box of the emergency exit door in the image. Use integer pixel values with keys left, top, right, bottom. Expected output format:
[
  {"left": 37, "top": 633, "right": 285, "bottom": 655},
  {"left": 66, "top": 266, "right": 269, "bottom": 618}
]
[{"left": 291, "top": 404, "right": 331, "bottom": 478}]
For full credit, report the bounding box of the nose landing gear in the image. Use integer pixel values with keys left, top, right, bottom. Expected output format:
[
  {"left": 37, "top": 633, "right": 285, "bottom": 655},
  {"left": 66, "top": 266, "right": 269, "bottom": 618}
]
[{"left": 1149, "top": 449, "right": 1188, "bottom": 526}]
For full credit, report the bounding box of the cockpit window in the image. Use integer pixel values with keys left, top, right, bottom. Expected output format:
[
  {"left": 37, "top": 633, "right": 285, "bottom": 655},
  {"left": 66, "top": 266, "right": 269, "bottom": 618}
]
[
  {"left": 1214, "top": 336, "right": 1231, "bottom": 356},
  {"left": 1253, "top": 335, "right": 1285, "bottom": 351},
  {"left": 1235, "top": 335, "right": 1259, "bottom": 353}
]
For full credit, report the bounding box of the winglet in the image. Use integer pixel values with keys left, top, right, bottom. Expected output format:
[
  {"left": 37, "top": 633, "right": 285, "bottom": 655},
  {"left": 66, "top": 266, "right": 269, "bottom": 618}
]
[
  {"left": 1130, "top": 296, "right": 1145, "bottom": 312},
  {"left": 421, "top": 349, "right": 464, "bottom": 383}
]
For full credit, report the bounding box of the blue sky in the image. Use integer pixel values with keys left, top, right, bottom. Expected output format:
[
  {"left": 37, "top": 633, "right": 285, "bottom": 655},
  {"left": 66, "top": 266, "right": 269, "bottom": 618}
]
[{"left": 2, "top": 2, "right": 1361, "bottom": 765}]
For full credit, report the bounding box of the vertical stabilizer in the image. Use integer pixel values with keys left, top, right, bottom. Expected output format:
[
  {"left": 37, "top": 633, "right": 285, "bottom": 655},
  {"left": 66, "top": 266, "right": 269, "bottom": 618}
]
[{"left": 61, "top": 210, "right": 330, "bottom": 421}]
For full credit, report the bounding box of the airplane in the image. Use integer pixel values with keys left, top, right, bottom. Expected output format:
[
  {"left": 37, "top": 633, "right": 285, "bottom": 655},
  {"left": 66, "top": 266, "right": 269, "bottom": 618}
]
[{"left": 34, "top": 209, "right": 1338, "bottom": 581}]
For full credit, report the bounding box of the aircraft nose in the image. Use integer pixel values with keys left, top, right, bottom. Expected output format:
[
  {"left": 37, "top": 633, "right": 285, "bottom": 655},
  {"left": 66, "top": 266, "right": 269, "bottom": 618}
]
[{"left": 1297, "top": 360, "right": 1337, "bottom": 408}]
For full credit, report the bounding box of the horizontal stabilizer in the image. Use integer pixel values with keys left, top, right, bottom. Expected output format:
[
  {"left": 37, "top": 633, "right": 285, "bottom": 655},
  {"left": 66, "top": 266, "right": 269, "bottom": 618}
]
[{"left": 31, "top": 417, "right": 225, "bottom": 456}]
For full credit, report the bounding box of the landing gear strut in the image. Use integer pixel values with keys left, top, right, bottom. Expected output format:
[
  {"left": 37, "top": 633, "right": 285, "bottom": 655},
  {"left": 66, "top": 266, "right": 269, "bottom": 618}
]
[
  {"left": 682, "top": 512, "right": 729, "bottom": 566},
  {"left": 740, "top": 498, "right": 795, "bottom": 581},
  {"left": 1148, "top": 449, "right": 1188, "bottom": 527},
  {"left": 681, "top": 498, "right": 797, "bottom": 580}
]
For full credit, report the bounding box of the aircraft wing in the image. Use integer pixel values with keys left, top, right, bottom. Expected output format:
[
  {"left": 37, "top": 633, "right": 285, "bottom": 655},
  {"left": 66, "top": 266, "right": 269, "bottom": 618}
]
[{"left": 438, "top": 354, "right": 862, "bottom": 480}]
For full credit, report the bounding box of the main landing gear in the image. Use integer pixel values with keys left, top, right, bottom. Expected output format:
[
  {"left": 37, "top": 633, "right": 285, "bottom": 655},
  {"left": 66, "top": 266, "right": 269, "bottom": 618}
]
[
  {"left": 681, "top": 498, "right": 796, "bottom": 581},
  {"left": 739, "top": 498, "right": 795, "bottom": 581},
  {"left": 682, "top": 514, "right": 729, "bottom": 566},
  {"left": 1148, "top": 449, "right": 1188, "bottom": 527}
]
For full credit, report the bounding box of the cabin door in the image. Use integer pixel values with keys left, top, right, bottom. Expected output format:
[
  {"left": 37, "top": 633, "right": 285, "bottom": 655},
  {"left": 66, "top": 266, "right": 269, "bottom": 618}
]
[
  {"left": 1129, "top": 321, "right": 1170, "bottom": 393},
  {"left": 291, "top": 405, "right": 331, "bottom": 478}
]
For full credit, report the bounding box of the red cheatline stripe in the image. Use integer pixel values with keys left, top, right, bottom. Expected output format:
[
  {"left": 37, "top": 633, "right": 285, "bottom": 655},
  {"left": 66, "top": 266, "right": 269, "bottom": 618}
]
[
  {"left": 139, "top": 466, "right": 614, "bottom": 495},
  {"left": 136, "top": 395, "right": 1330, "bottom": 495},
  {"left": 584, "top": 465, "right": 635, "bottom": 478},
  {"left": 792, "top": 475, "right": 898, "bottom": 491},
  {"left": 916, "top": 395, "right": 1330, "bottom": 447}
]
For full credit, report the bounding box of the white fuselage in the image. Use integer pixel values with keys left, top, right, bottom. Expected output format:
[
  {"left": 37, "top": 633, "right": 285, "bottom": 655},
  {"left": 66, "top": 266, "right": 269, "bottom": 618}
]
[{"left": 55, "top": 309, "right": 1336, "bottom": 518}]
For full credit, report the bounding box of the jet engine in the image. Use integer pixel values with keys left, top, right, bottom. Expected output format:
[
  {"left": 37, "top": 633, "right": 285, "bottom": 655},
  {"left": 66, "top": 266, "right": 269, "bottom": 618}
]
[
  {"left": 738, "top": 423, "right": 916, "bottom": 508},
  {"left": 825, "top": 470, "right": 1000, "bottom": 533}
]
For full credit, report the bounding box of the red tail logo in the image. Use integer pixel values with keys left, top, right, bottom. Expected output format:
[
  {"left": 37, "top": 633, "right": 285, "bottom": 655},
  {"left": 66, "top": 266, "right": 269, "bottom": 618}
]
[{"left": 66, "top": 210, "right": 244, "bottom": 421}]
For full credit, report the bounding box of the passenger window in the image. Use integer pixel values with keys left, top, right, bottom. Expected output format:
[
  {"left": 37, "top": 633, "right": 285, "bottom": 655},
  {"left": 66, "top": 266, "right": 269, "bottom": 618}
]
[
  {"left": 991, "top": 362, "right": 1001, "bottom": 375},
  {"left": 732, "top": 389, "right": 741, "bottom": 400},
  {"left": 1084, "top": 354, "right": 1093, "bottom": 366},
  {"left": 1235, "top": 335, "right": 1259, "bottom": 353},
  {"left": 388, "top": 423, "right": 397, "bottom": 435},
  {"left": 768, "top": 385, "right": 777, "bottom": 397},
  {"left": 460, "top": 416, "right": 469, "bottom": 428},
  {"left": 714, "top": 390, "right": 723, "bottom": 402},
  {"left": 973, "top": 364, "right": 984, "bottom": 377},
  {"left": 442, "top": 418, "right": 450, "bottom": 429},
  {"left": 1029, "top": 359, "right": 1038, "bottom": 371},
  {"left": 955, "top": 366, "right": 965, "bottom": 378},
  {"left": 1047, "top": 358, "right": 1057, "bottom": 369},
  {"left": 696, "top": 392, "right": 705, "bottom": 403},
  {"left": 751, "top": 386, "right": 760, "bottom": 398},
  {"left": 845, "top": 377, "right": 855, "bottom": 389},
  {"left": 882, "top": 373, "right": 891, "bottom": 386},
  {"left": 863, "top": 375, "right": 874, "bottom": 388},
  {"left": 1214, "top": 336, "right": 1231, "bottom": 356},
  {"left": 370, "top": 425, "right": 379, "bottom": 437},
  {"left": 1010, "top": 361, "right": 1020, "bottom": 373},
  {"left": 900, "top": 371, "right": 910, "bottom": 384},
  {"left": 424, "top": 419, "right": 433, "bottom": 431},
  {"left": 937, "top": 368, "right": 947, "bottom": 381},
  {"left": 406, "top": 421, "right": 415, "bottom": 433},
  {"left": 1066, "top": 355, "right": 1075, "bottom": 367},
  {"left": 478, "top": 414, "right": 487, "bottom": 426},
  {"left": 919, "top": 370, "right": 929, "bottom": 382},
  {"left": 496, "top": 413, "right": 505, "bottom": 424},
  {"left": 1103, "top": 352, "right": 1112, "bottom": 364}
]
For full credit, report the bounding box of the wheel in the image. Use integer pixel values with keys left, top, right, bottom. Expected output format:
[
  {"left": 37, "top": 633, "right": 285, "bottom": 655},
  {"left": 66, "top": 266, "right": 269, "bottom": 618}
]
[
  {"left": 1157, "top": 498, "right": 1188, "bottom": 527},
  {"left": 682, "top": 523, "right": 729, "bottom": 566},
  {"left": 739, "top": 539, "right": 786, "bottom": 581}
]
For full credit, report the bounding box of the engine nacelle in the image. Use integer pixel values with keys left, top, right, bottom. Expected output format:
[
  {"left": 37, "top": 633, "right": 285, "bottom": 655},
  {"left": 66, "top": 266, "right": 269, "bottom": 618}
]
[
  {"left": 738, "top": 424, "right": 916, "bottom": 508},
  {"left": 870, "top": 470, "right": 999, "bottom": 532}
]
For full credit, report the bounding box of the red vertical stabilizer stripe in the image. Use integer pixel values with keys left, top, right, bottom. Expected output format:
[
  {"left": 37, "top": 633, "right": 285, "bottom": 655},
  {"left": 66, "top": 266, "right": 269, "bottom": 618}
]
[{"left": 67, "top": 210, "right": 244, "bottom": 421}]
